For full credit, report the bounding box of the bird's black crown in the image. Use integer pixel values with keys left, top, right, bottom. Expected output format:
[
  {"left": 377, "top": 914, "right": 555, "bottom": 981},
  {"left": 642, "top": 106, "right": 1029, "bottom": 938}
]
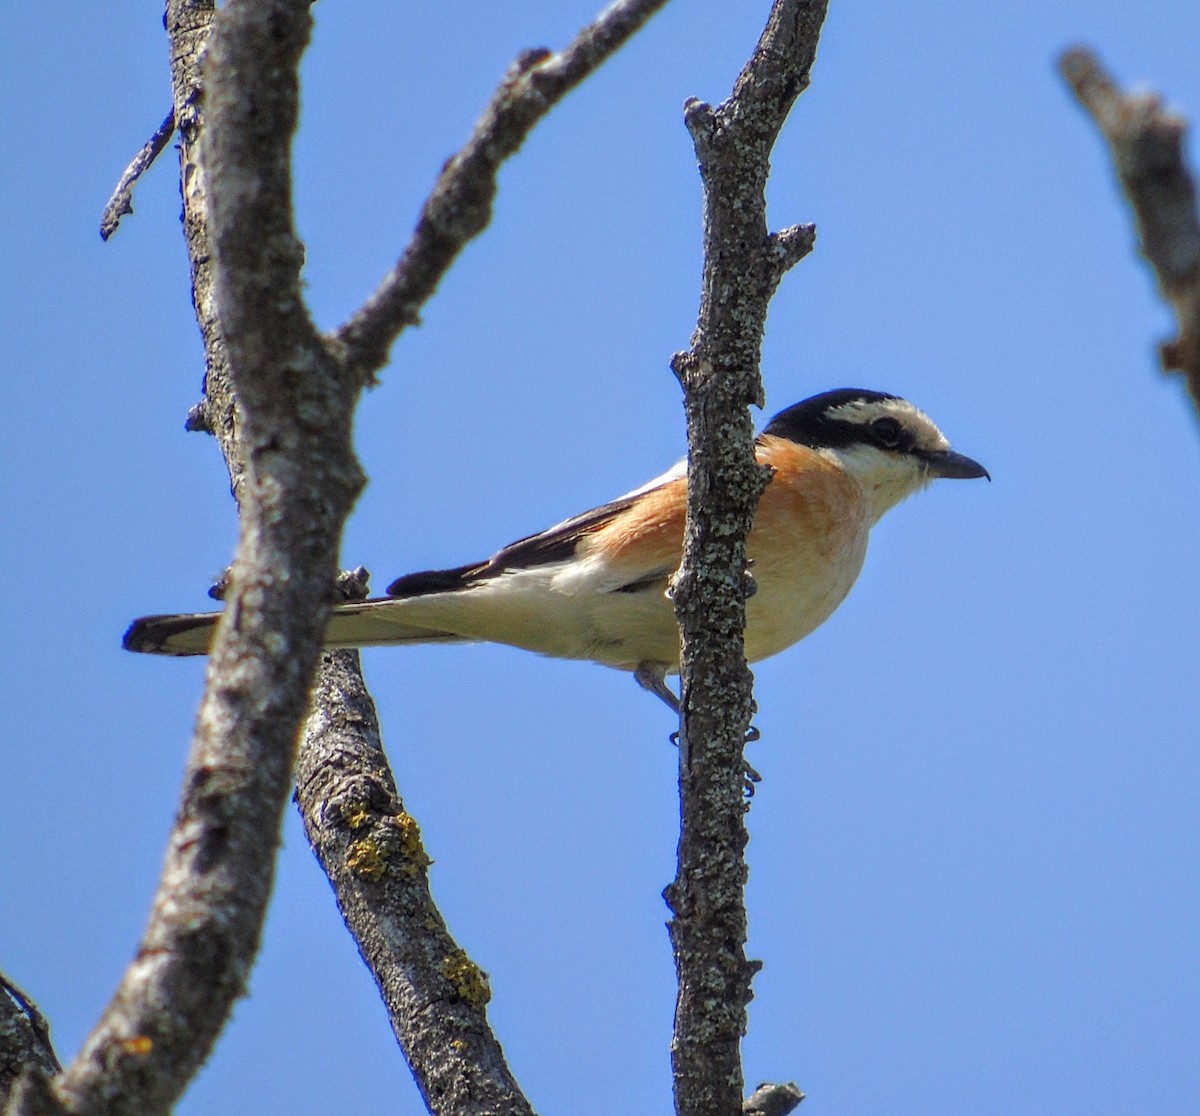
[{"left": 762, "top": 389, "right": 906, "bottom": 451}]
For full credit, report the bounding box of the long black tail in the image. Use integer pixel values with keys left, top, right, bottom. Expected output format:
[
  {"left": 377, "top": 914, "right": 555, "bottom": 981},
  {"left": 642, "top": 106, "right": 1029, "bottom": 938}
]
[{"left": 123, "top": 599, "right": 466, "bottom": 657}]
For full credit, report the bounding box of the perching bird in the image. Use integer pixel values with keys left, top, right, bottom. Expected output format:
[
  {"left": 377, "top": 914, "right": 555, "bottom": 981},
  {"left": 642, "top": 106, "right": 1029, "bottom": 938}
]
[{"left": 124, "top": 389, "right": 987, "bottom": 708}]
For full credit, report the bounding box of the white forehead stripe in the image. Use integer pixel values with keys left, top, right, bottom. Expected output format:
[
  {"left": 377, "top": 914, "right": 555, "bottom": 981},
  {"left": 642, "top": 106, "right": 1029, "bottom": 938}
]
[
  {"left": 823, "top": 397, "right": 918, "bottom": 424},
  {"left": 824, "top": 397, "right": 950, "bottom": 454}
]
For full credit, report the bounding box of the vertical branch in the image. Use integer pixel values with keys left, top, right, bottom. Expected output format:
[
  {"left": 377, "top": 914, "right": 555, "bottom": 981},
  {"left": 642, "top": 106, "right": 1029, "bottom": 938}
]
[
  {"left": 17, "top": 2, "right": 366, "bottom": 1113},
  {"left": 666, "top": 3, "right": 826, "bottom": 1115},
  {"left": 166, "top": 0, "right": 251, "bottom": 496}
]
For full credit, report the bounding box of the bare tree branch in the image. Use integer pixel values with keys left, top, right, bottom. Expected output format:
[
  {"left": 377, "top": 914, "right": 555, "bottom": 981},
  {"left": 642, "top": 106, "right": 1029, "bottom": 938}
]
[
  {"left": 164, "top": 0, "right": 250, "bottom": 499},
  {"left": 3, "top": 1073, "right": 66, "bottom": 1116},
  {"left": 0, "top": 972, "right": 60, "bottom": 1108},
  {"left": 296, "top": 646, "right": 535, "bottom": 1116},
  {"left": 99, "top": 108, "right": 177, "bottom": 241},
  {"left": 289, "top": 1, "right": 686, "bottom": 1106},
  {"left": 667, "top": 2, "right": 827, "bottom": 1114},
  {"left": 117, "top": 0, "right": 671, "bottom": 1110},
  {"left": 46, "top": 0, "right": 815, "bottom": 1112},
  {"left": 23, "top": 2, "right": 365, "bottom": 1113},
  {"left": 1060, "top": 46, "right": 1200, "bottom": 414},
  {"left": 333, "top": 0, "right": 671, "bottom": 385},
  {"left": 147, "top": 0, "right": 669, "bottom": 1109}
]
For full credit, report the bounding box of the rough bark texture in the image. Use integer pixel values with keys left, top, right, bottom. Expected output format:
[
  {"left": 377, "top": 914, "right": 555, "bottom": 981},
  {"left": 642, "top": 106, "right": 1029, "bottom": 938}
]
[
  {"left": 666, "top": 3, "right": 827, "bottom": 1115},
  {"left": 10, "top": 1, "right": 824, "bottom": 1113},
  {"left": 99, "top": 109, "right": 176, "bottom": 241},
  {"left": 297, "top": 649, "right": 535, "bottom": 1116},
  {"left": 1061, "top": 47, "right": 1200, "bottom": 413},
  {"left": 0, "top": 975, "right": 60, "bottom": 1108},
  {"left": 17, "top": 3, "right": 367, "bottom": 1114},
  {"left": 167, "top": 0, "right": 248, "bottom": 499},
  {"left": 743, "top": 1082, "right": 804, "bottom": 1116},
  {"left": 285, "top": 1, "right": 672, "bottom": 1109}
]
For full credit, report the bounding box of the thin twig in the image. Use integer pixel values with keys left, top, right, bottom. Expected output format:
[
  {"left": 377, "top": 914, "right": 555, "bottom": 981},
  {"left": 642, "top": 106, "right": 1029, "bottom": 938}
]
[
  {"left": 667, "top": 3, "right": 827, "bottom": 1115},
  {"left": 334, "top": 0, "right": 671, "bottom": 385},
  {"left": 1061, "top": 46, "right": 1200, "bottom": 411},
  {"left": 99, "top": 108, "right": 177, "bottom": 241}
]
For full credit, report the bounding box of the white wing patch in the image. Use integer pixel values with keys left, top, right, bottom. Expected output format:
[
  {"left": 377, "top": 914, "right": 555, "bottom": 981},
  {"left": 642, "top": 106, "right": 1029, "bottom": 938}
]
[{"left": 615, "top": 457, "right": 688, "bottom": 501}]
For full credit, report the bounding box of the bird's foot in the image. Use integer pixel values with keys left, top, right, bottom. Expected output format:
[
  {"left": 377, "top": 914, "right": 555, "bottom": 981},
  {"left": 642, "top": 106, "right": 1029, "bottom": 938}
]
[{"left": 666, "top": 729, "right": 762, "bottom": 795}]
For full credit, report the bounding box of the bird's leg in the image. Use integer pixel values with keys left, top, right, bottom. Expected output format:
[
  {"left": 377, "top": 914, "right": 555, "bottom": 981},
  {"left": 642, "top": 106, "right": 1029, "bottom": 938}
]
[{"left": 634, "top": 661, "right": 679, "bottom": 711}]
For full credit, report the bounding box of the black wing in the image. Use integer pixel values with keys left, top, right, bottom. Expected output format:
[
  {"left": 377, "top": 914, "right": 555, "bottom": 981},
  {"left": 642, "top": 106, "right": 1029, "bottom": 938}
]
[{"left": 385, "top": 492, "right": 641, "bottom": 598}]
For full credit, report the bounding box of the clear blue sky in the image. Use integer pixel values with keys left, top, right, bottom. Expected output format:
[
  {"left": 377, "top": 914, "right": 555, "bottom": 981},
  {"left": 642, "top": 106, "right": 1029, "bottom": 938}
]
[{"left": 2, "top": 2, "right": 1198, "bottom": 1114}]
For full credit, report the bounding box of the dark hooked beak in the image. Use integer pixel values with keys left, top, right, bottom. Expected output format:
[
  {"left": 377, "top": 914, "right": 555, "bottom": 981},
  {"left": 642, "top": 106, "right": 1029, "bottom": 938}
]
[{"left": 924, "top": 450, "right": 990, "bottom": 481}]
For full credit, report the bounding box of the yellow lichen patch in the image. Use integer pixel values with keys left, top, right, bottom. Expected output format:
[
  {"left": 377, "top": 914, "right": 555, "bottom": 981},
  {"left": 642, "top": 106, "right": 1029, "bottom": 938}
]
[
  {"left": 346, "top": 838, "right": 387, "bottom": 881},
  {"left": 390, "top": 810, "right": 432, "bottom": 868},
  {"left": 343, "top": 800, "right": 373, "bottom": 830},
  {"left": 443, "top": 950, "right": 491, "bottom": 1007},
  {"left": 120, "top": 1035, "right": 154, "bottom": 1056}
]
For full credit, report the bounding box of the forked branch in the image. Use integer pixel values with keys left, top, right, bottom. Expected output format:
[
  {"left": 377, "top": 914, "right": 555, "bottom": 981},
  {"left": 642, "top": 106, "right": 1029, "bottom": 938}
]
[
  {"left": 28, "top": 2, "right": 366, "bottom": 1114},
  {"left": 71, "top": 2, "right": 821, "bottom": 1115}
]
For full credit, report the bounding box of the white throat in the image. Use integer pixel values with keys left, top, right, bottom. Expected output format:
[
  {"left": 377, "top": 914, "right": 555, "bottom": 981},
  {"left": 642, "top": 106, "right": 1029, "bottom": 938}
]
[{"left": 820, "top": 443, "right": 933, "bottom": 524}]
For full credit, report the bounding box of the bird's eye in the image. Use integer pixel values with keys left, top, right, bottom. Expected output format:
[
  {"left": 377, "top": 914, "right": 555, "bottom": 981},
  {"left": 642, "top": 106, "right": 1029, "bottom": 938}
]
[{"left": 871, "top": 416, "right": 903, "bottom": 447}]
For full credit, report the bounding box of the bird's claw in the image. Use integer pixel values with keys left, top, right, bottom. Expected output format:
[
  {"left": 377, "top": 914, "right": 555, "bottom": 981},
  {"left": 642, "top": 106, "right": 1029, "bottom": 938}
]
[
  {"left": 665, "top": 729, "right": 763, "bottom": 796},
  {"left": 743, "top": 759, "right": 762, "bottom": 798}
]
